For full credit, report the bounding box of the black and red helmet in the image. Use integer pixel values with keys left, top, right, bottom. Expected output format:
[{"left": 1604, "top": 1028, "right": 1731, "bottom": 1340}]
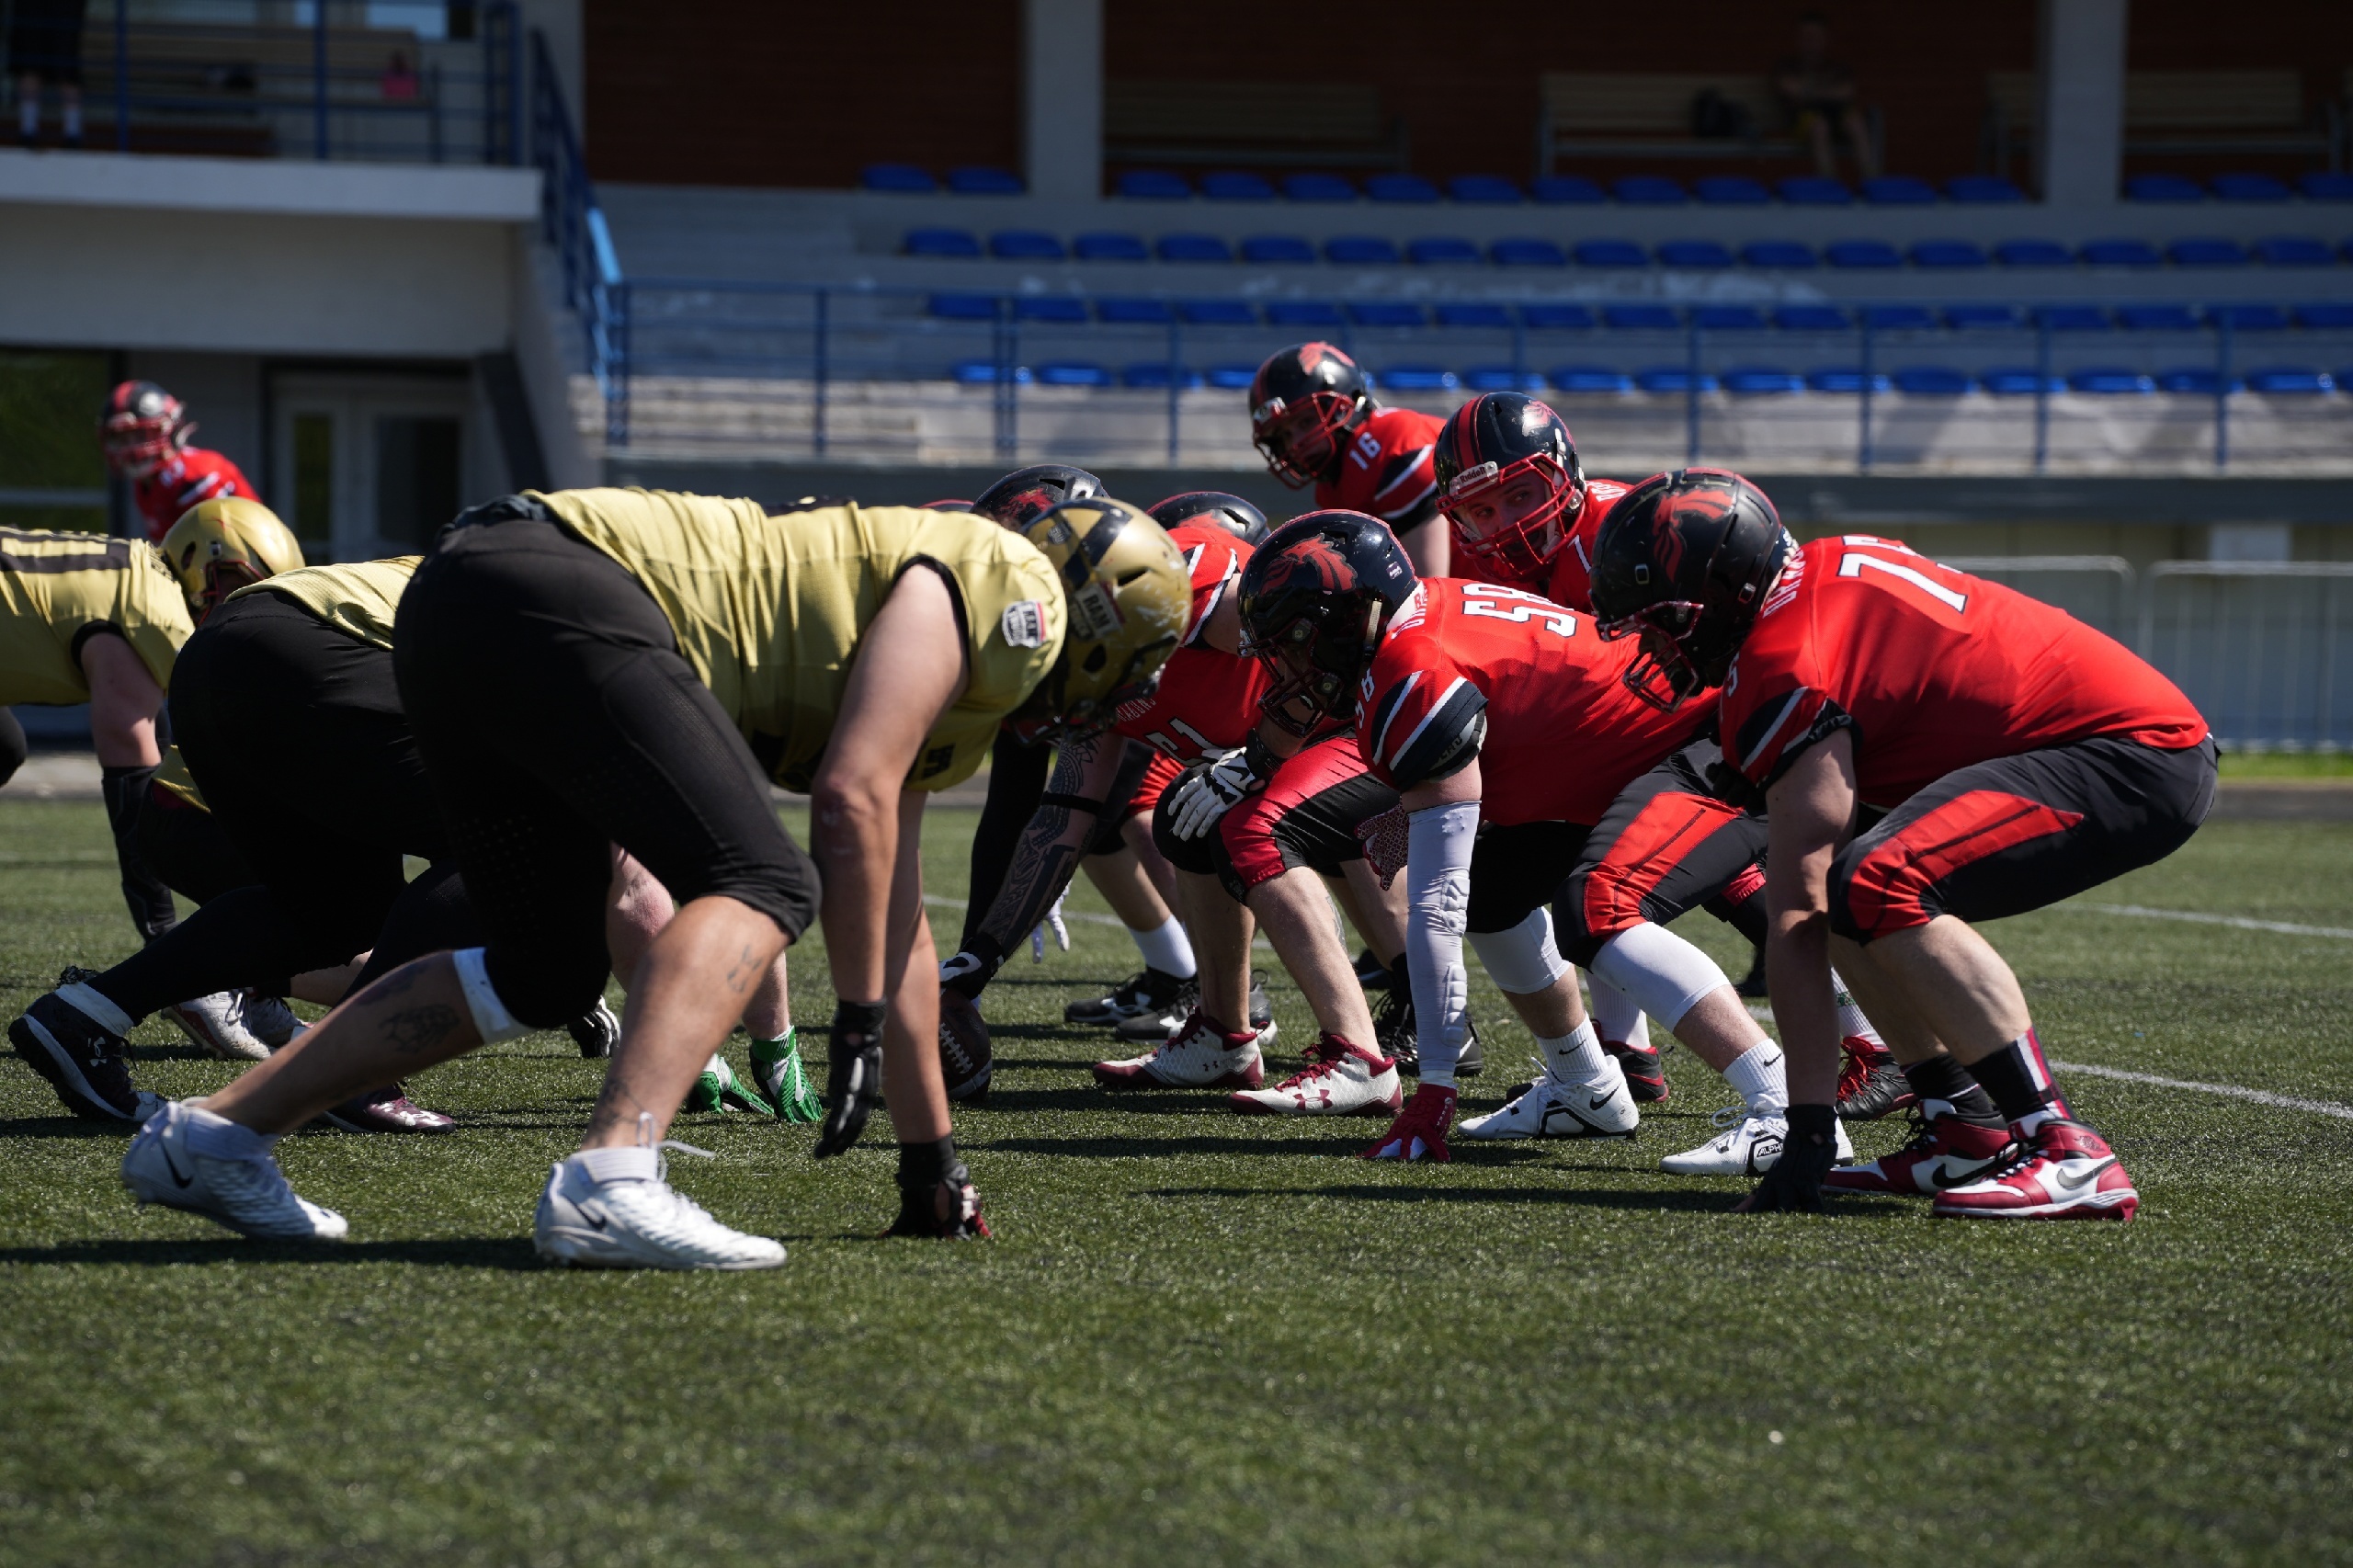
[
  {"left": 1433, "top": 392, "right": 1586, "bottom": 581},
  {"left": 1148, "top": 490, "right": 1269, "bottom": 547},
  {"left": 1235, "top": 509, "right": 1416, "bottom": 735},
  {"left": 1590, "top": 469, "right": 1792, "bottom": 711},
  {"left": 972, "top": 464, "right": 1103, "bottom": 528},
  {"left": 99, "top": 381, "right": 189, "bottom": 475},
  {"left": 1247, "top": 343, "right": 1372, "bottom": 490}
]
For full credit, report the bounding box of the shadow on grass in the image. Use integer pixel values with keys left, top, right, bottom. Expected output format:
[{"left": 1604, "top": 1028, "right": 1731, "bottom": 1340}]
[
  {"left": 972, "top": 1132, "right": 1558, "bottom": 1162},
  {"left": 1140, "top": 1183, "right": 1908, "bottom": 1217},
  {"left": 0, "top": 1235, "right": 544, "bottom": 1268},
  {"left": 0, "top": 1114, "right": 139, "bottom": 1139}
]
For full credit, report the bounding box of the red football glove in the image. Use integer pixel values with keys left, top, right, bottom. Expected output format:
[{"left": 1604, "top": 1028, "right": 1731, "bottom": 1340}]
[{"left": 1362, "top": 1084, "right": 1458, "bottom": 1163}]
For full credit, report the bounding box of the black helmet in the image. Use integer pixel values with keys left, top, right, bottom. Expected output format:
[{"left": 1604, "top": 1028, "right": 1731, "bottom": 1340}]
[
  {"left": 1247, "top": 343, "right": 1371, "bottom": 489},
  {"left": 1590, "top": 469, "right": 1792, "bottom": 711},
  {"left": 972, "top": 464, "right": 1104, "bottom": 528},
  {"left": 1236, "top": 509, "right": 1416, "bottom": 736},
  {"left": 1432, "top": 392, "right": 1586, "bottom": 581},
  {"left": 1148, "top": 490, "right": 1270, "bottom": 547}
]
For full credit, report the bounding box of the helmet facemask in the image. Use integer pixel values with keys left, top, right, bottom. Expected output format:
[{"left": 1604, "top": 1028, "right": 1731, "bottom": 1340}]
[
  {"left": 1248, "top": 596, "right": 1383, "bottom": 737},
  {"left": 1442, "top": 450, "right": 1585, "bottom": 581},
  {"left": 1251, "top": 390, "right": 1362, "bottom": 490},
  {"left": 1597, "top": 600, "right": 1711, "bottom": 711}
]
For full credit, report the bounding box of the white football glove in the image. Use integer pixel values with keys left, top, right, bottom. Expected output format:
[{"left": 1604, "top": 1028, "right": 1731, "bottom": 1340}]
[
  {"left": 1030, "top": 892, "right": 1070, "bottom": 961},
  {"left": 1168, "top": 749, "right": 1265, "bottom": 841}
]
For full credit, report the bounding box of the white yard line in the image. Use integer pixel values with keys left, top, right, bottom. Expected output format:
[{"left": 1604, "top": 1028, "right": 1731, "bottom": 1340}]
[
  {"left": 2067, "top": 902, "right": 2353, "bottom": 940},
  {"left": 2046, "top": 1062, "right": 2353, "bottom": 1121}
]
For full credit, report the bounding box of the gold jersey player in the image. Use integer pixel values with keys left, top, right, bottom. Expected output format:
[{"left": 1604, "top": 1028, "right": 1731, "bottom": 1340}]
[{"left": 123, "top": 487, "right": 1188, "bottom": 1267}]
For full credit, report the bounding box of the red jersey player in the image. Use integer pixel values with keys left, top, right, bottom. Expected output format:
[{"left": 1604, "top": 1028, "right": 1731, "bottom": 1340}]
[
  {"left": 99, "top": 381, "right": 261, "bottom": 543},
  {"left": 1427, "top": 390, "right": 1633, "bottom": 612},
  {"left": 1591, "top": 471, "right": 2214, "bottom": 1220},
  {"left": 1247, "top": 343, "right": 1450, "bottom": 576}
]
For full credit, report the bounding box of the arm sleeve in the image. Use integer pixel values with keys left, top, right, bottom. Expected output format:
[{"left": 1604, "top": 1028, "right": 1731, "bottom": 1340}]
[{"left": 1404, "top": 800, "right": 1480, "bottom": 1086}]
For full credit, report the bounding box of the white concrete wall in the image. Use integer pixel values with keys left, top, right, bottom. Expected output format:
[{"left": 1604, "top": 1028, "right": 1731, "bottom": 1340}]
[
  {"left": 1023, "top": 0, "right": 1102, "bottom": 202},
  {"left": 2036, "top": 0, "right": 2130, "bottom": 208}
]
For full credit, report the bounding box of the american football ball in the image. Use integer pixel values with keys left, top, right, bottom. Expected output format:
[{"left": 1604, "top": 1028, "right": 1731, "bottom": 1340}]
[{"left": 938, "top": 987, "right": 994, "bottom": 1103}]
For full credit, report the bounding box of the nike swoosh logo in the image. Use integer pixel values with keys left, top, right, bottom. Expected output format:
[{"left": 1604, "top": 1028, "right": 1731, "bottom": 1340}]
[
  {"left": 1586, "top": 1094, "right": 1615, "bottom": 1112},
  {"left": 158, "top": 1139, "right": 194, "bottom": 1189},
  {"left": 1928, "top": 1161, "right": 1986, "bottom": 1189},
  {"left": 2052, "top": 1156, "right": 2117, "bottom": 1191}
]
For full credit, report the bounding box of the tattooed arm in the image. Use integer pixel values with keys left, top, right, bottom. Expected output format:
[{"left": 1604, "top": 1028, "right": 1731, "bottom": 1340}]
[{"left": 940, "top": 733, "right": 1131, "bottom": 998}]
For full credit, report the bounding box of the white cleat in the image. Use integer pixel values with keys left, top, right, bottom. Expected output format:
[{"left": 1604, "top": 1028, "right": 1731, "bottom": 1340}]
[
  {"left": 1460, "top": 1055, "right": 1640, "bottom": 1141},
  {"left": 1661, "top": 1105, "right": 1855, "bottom": 1176},
  {"left": 162, "top": 990, "right": 273, "bottom": 1062},
  {"left": 239, "top": 991, "right": 306, "bottom": 1051},
  {"left": 1230, "top": 1034, "right": 1401, "bottom": 1116},
  {"left": 1092, "top": 1010, "right": 1268, "bottom": 1090},
  {"left": 121, "top": 1100, "right": 348, "bottom": 1241},
  {"left": 534, "top": 1153, "right": 785, "bottom": 1271}
]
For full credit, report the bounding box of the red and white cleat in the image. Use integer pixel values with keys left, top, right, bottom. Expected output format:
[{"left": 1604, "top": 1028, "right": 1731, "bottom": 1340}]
[
  {"left": 1231, "top": 1035, "right": 1400, "bottom": 1117},
  {"left": 1092, "top": 1010, "right": 1267, "bottom": 1091},
  {"left": 1825, "top": 1110, "right": 2012, "bottom": 1195},
  {"left": 1930, "top": 1119, "right": 2138, "bottom": 1221}
]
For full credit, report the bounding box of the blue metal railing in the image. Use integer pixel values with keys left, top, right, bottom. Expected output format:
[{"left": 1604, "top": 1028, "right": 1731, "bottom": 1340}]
[{"left": 529, "top": 29, "right": 624, "bottom": 442}]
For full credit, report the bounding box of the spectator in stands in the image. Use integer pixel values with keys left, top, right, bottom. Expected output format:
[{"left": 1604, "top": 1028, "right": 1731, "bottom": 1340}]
[
  {"left": 1773, "top": 12, "right": 1876, "bottom": 181},
  {"left": 381, "top": 51, "right": 420, "bottom": 102},
  {"left": 9, "top": 0, "right": 88, "bottom": 150}
]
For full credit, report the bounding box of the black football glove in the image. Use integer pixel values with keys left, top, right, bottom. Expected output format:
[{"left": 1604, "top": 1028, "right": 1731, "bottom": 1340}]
[
  {"left": 813, "top": 999, "right": 888, "bottom": 1159},
  {"left": 1735, "top": 1104, "right": 1840, "bottom": 1214}
]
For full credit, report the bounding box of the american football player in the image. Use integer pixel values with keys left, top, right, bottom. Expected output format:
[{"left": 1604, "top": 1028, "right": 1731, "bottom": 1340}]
[
  {"left": 1591, "top": 471, "right": 2212, "bottom": 1219},
  {"left": 124, "top": 489, "right": 1188, "bottom": 1267},
  {"left": 1249, "top": 343, "right": 1449, "bottom": 576},
  {"left": 99, "top": 381, "right": 261, "bottom": 544}
]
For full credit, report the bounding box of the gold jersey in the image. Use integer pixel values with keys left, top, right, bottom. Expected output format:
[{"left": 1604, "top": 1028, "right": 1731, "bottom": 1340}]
[
  {"left": 0, "top": 527, "right": 191, "bottom": 706},
  {"left": 152, "top": 744, "right": 204, "bottom": 809},
  {"left": 230, "top": 556, "right": 421, "bottom": 651},
  {"left": 533, "top": 488, "right": 1064, "bottom": 791}
]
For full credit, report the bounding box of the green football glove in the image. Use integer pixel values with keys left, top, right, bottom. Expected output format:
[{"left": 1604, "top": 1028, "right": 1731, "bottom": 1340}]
[
  {"left": 683, "top": 1051, "right": 777, "bottom": 1117},
  {"left": 749, "top": 1028, "right": 823, "bottom": 1124}
]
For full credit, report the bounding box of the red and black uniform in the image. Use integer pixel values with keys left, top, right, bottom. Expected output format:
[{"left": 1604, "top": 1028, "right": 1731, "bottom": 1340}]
[
  {"left": 1540, "top": 477, "right": 1633, "bottom": 612},
  {"left": 133, "top": 448, "right": 258, "bottom": 542},
  {"left": 1112, "top": 521, "right": 1269, "bottom": 824},
  {"left": 1316, "top": 408, "right": 1442, "bottom": 530},
  {"left": 1356, "top": 578, "right": 1766, "bottom": 962},
  {"left": 1720, "top": 535, "right": 2214, "bottom": 940}
]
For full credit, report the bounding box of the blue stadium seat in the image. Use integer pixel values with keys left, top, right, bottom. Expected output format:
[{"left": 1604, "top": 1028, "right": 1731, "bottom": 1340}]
[
  {"left": 1613, "top": 176, "right": 1688, "bottom": 205},
  {"left": 1493, "top": 237, "right": 1569, "bottom": 267},
  {"left": 1863, "top": 304, "right": 1938, "bottom": 332},
  {"left": 1549, "top": 365, "right": 1632, "bottom": 392},
  {"left": 1981, "top": 368, "right": 2063, "bottom": 394},
  {"left": 2069, "top": 368, "right": 2154, "bottom": 393},
  {"left": 1658, "top": 239, "right": 1735, "bottom": 269},
  {"left": 1575, "top": 239, "right": 1650, "bottom": 267},
  {"left": 1200, "top": 171, "right": 1276, "bottom": 201},
  {"left": 1944, "top": 304, "right": 2019, "bottom": 330},
  {"left": 948, "top": 166, "right": 1023, "bottom": 195},
  {"left": 1266, "top": 300, "right": 1347, "bottom": 327},
  {"left": 863, "top": 163, "right": 938, "bottom": 193},
  {"left": 2117, "top": 304, "right": 2200, "bottom": 332},
  {"left": 1346, "top": 301, "right": 1426, "bottom": 327},
  {"left": 1636, "top": 367, "right": 1716, "bottom": 392},
  {"left": 1826, "top": 239, "right": 1904, "bottom": 268},
  {"left": 2157, "top": 368, "right": 2229, "bottom": 394},
  {"left": 1774, "top": 304, "right": 1850, "bottom": 331},
  {"left": 1123, "top": 362, "right": 1203, "bottom": 389},
  {"left": 2126, "top": 174, "right": 2205, "bottom": 202},
  {"left": 1436, "top": 302, "right": 1515, "bottom": 329},
  {"left": 1947, "top": 175, "right": 2027, "bottom": 203},
  {"left": 1014, "top": 297, "right": 1086, "bottom": 323},
  {"left": 2211, "top": 303, "right": 2290, "bottom": 331},
  {"left": 1910, "top": 239, "right": 1989, "bottom": 267},
  {"left": 1603, "top": 303, "right": 1681, "bottom": 331},
  {"left": 1449, "top": 175, "right": 1526, "bottom": 204},
  {"left": 1157, "top": 233, "right": 1233, "bottom": 263},
  {"left": 1695, "top": 176, "right": 1773, "bottom": 205},
  {"left": 2244, "top": 367, "right": 2334, "bottom": 393},
  {"left": 1529, "top": 175, "right": 1608, "bottom": 204},
  {"left": 1862, "top": 176, "right": 1939, "bottom": 205},
  {"left": 1035, "top": 361, "right": 1111, "bottom": 387},
  {"left": 990, "top": 230, "right": 1065, "bottom": 261},
  {"left": 2212, "top": 173, "right": 2292, "bottom": 203},
  {"left": 1742, "top": 240, "right": 1819, "bottom": 269},
  {"left": 1379, "top": 365, "right": 1459, "bottom": 390},
  {"left": 2081, "top": 238, "right": 2163, "bottom": 267},
  {"left": 2295, "top": 302, "right": 2353, "bottom": 328},
  {"left": 1522, "top": 302, "right": 1597, "bottom": 331},
  {"left": 1283, "top": 173, "right": 1358, "bottom": 202},
  {"left": 906, "top": 228, "right": 983, "bottom": 259},
  {"left": 1405, "top": 237, "right": 1483, "bottom": 266},
  {"left": 2256, "top": 236, "right": 2336, "bottom": 267},
  {"left": 2037, "top": 304, "right": 2111, "bottom": 331},
  {"left": 1893, "top": 367, "right": 1972, "bottom": 395},
  {"left": 1240, "top": 235, "right": 1317, "bottom": 265},
  {"left": 1325, "top": 235, "right": 1403, "bottom": 265},
  {"left": 1693, "top": 304, "right": 1768, "bottom": 331},
  {"left": 953, "top": 359, "right": 1029, "bottom": 383},
  {"left": 929, "top": 292, "right": 999, "bottom": 320},
  {"left": 1806, "top": 368, "right": 1890, "bottom": 392},
  {"left": 1995, "top": 238, "right": 2075, "bottom": 267},
  {"left": 1722, "top": 367, "right": 1802, "bottom": 393},
  {"left": 1366, "top": 174, "right": 1442, "bottom": 203},
  {"left": 1463, "top": 366, "right": 1544, "bottom": 391},
  {"left": 2169, "top": 237, "right": 2248, "bottom": 267},
  {"left": 1096, "top": 298, "right": 1174, "bottom": 324},
  {"left": 1206, "top": 364, "right": 1259, "bottom": 389},
  {"left": 1118, "top": 170, "right": 1193, "bottom": 200},
  {"left": 1779, "top": 176, "right": 1854, "bottom": 205},
  {"left": 1180, "top": 299, "right": 1257, "bottom": 326},
  {"left": 1074, "top": 232, "right": 1150, "bottom": 262},
  {"left": 2301, "top": 172, "right": 2353, "bottom": 201}
]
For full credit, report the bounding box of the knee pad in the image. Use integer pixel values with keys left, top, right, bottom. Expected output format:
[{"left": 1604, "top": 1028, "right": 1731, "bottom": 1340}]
[
  {"left": 453, "top": 948, "right": 530, "bottom": 1043},
  {"left": 1586, "top": 922, "right": 1730, "bottom": 1031},
  {"left": 1469, "top": 908, "right": 1570, "bottom": 996},
  {"left": 475, "top": 942, "right": 608, "bottom": 1033}
]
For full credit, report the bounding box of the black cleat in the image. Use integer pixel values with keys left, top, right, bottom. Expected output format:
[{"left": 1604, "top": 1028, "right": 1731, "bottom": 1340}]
[
  {"left": 1066, "top": 966, "right": 1191, "bottom": 1028},
  {"left": 1111, "top": 974, "right": 1203, "bottom": 1041},
  {"left": 1836, "top": 1042, "right": 1917, "bottom": 1122},
  {"left": 568, "top": 998, "right": 620, "bottom": 1058},
  {"left": 1354, "top": 948, "right": 1392, "bottom": 992},
  {"left": 1373, "top": 983, "right": 1482, "bottom": 1078},
  {"left": 1604, "top": 1039, "right": 1670, "bottom": 1103},
  {"left": 9, "top": 971, "right": 148, "bottom": 1122}
]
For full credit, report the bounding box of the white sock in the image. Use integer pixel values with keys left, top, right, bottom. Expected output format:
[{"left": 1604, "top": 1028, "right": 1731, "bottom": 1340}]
[
  {"left": 1722, "top": 1042, "right": 1788, "bottom": 1117},
  {"left": 1540, "top": 1020, "right": 1608, "bottom": 1085},
  {"left": 1585, "top": 969, "right": 1650, "bottom": 1051},
  {"left": 18, "top": 100, "right": 37, "bottom": 137},
  {"left": 1131, "top": 915, "right": 1196, "bottom": 979},
  {"left": 1829, "top": 969, "right": 1882, "bottom": 1047},
  {"left": 574, "top": 1145, "right": 658, "bottom": 1185}
]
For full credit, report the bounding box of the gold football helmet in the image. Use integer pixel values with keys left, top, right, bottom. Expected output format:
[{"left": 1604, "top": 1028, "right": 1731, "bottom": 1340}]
[
  {"left": 1006, "top": 497, "right": 1189, "bottom": 744},
  {"left": 161, "top": 497, "right": 304, "bottom": 623}
]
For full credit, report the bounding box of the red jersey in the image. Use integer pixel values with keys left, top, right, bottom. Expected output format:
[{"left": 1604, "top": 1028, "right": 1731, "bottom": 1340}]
[
  {"left": 1720, "top": 536, "right": 2208, "bottom": 809},
  {"left": 1112, "top": 521, "right": 1268, "bottom": 764},
  {"left": 1540, "top": 477, "right": 1633, "bottom": 613},
  {"left": 1356, "top": 578, "right": 1708, "bottom": 826},
  {"left": 132, "top": 448, "right": 258, "bottom": 541},
  {"left": 1315, "top": 407, "right": 1440, "bottom": 526}
]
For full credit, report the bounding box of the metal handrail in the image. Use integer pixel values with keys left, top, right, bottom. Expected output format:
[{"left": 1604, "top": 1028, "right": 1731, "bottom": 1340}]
[
  {"left": 1939, "top": 555, "right": 2135, "bottom": 585},
  {"left": 2134, "top": 561, "right": 2353, "bottom": 748}
]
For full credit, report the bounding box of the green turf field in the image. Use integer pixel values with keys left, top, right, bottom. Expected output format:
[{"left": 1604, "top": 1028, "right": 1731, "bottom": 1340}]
[{"left": 1, "top": 797, "right": 2348, "bottom": 1566}]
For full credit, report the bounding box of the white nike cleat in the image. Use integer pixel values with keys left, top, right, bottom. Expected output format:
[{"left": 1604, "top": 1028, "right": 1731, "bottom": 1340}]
[
  {"left": 239, "top": 991, "right": 306, "bottom": 1051},
  {"left": 121, "top": 1100, "right": 347, "bottom": 1241},
  {"left": 1230, "top": 1034, "right": 1400, "bottom": 1116},
  {"left": 162, "top": 990, "right": 272, "bottom": 1062},
  {"left": 1460, "top": 1055, "right": 1640, "bottom": 1141},
  {"left": 534, "top": 1152, "right": 785, "bottom": 1271},
  {"left": 1661, "top": 1104, "right": 1854, "bottom": 1176},
  {"left": 1092, "top": 1009, "right": 1268, "bottom": 1090}
]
